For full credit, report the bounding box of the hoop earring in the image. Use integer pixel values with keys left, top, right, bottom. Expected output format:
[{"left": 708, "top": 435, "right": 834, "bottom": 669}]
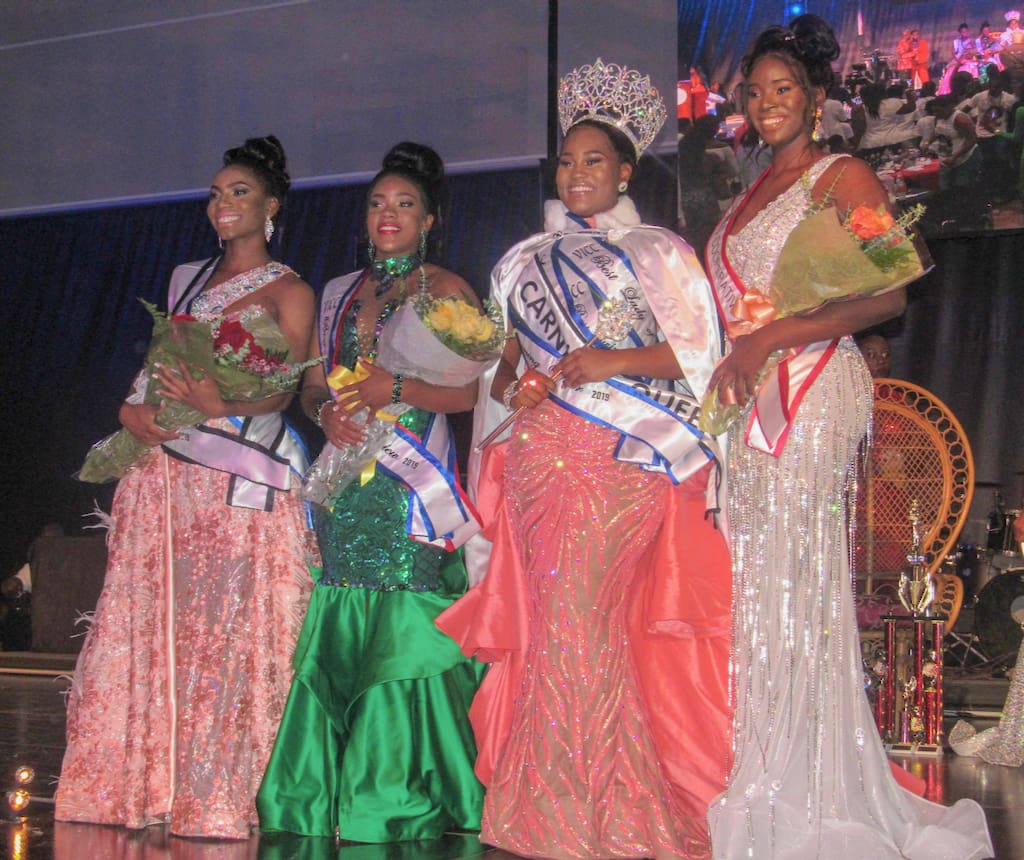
[
  {"left": 367, "top": 239, "right": 376, "bottom": 263},
  {"left": 264, "top": 216, "right": 275, "bottom": 243},
  {"left": 618, "top": 181, "right": 628, "bottom": 194},
  {"left": 418, "top": 230, "right": 428, "bottom": 259}
]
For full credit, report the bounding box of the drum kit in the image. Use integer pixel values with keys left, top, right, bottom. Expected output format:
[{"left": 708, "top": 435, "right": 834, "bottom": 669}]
[{"left": 945, "top": 485, "right": 1024, "bottom": 669}]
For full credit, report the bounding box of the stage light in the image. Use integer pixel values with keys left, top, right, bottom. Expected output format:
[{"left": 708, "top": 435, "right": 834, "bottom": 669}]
[
  {"left": 6, "top": 788, "right": 30, "bottom": 813},
  {"left": 788, "top": 2, "right": 806, "bottom": 17},
  {"left": 12, "top": 823, "right": 28, "bottom": 860},
  {"left": 14, "top": 767, "right": 34, "bottom": 785}
]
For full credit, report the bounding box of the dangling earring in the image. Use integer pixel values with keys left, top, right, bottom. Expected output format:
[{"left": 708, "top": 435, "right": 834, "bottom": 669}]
[
  {"left": 264, "top": 216, "right": 275, "bottom": 243},
  {"left": 812, "top": 107, "right": 824, "bottom": 142},
  {"left": 618, "top": 181, "right": 628, "bottom": 194},
  {"left": 367, "top": 239, "right": 376, "bottom": 263},
  {"left": 418, "top": 230, "right": 428, "bottom": 259},
  {"left": 218, "top": 235, "right": 224, "bottom": 251}
]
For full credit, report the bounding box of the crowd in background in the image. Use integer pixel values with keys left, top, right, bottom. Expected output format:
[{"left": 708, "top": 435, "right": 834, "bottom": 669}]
[{"left": 678, "top": 22, "right": 1024, "bottom": 252}]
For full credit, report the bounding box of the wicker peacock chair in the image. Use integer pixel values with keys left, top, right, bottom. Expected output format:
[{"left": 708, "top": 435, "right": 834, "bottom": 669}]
[{"left": 855, "top": 378, "right": 974, "bottom": 615}]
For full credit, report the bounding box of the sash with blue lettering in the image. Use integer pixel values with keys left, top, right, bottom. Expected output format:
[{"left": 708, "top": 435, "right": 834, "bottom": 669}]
[
  {"left": 509, "top": 231, "right": 718, "bottom": 484},
  {"left": 317, "top": 272, "right": 482, "bottom": 549}
]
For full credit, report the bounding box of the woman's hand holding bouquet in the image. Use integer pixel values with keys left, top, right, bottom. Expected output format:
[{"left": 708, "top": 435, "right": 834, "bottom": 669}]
[
  {"left": 78, "top": 303, "right": 317, "bottom": 483},
  {"left": 302, "top": 294, "right": 504, "bottom": 509},
  {"left": 699, "top": 201, "right": 927, "bottom": 435}
]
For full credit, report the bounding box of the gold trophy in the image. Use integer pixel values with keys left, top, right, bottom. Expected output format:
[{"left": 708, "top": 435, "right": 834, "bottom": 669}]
[{"left": 898, "top": 499, "right": 935, "bottom": 616}]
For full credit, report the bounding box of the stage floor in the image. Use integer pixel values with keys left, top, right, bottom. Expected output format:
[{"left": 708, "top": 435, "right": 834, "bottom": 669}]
[{"left": 2, "top": 673, "right": 1022, "bottom": 859}]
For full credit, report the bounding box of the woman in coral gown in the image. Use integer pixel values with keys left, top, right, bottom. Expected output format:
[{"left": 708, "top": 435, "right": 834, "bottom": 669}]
[
  {"left": 703, "top": 16, "right": 993, "bottom": 859},
  {"left": 438, "top": 60, "right": 731, "bottom": 859},
  {"left": 55, "top": 136, "right": 317, "bottom": 839}
]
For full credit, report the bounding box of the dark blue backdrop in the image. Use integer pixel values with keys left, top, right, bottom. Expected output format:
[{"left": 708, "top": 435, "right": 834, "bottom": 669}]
[{"left": 0, "top": 156, "right": 681, "bottom": 574}]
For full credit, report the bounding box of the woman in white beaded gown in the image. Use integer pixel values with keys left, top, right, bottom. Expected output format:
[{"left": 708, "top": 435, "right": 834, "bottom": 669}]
[
  {"left": 703, "top": 15, "right": 993, "bottom": 860},
  {"left": 950, "top": 511, "right": 1024, "bottom": 766}
]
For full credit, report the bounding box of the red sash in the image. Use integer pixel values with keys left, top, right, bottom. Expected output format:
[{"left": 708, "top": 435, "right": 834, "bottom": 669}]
[{"left": 705, "top": 178, "right": 838, "bottom": 457}]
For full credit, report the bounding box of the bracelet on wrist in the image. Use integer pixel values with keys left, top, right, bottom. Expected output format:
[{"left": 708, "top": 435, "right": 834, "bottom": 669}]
[
  {"left": 314, "top": 400, "right": 332, "bottom": 428},
  {"left": 391, "top": 373, "right": 404, "bottom": 405},
  {"left": 501, "top": 379, "right": 518, "bottom": 411}
]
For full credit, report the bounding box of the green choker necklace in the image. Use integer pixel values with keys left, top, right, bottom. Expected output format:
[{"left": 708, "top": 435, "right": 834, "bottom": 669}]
[{"left": 370, "top": 254, "right": 421, "bottom": 298}]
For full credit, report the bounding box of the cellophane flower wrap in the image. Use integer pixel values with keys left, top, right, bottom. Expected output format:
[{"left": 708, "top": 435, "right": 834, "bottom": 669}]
[
  {"left": 78, "top": 301, "right": 317, "bottom": 483},
  {"left": 302, "top": 294, "right": 504, "bottom": 508},
  {"left": 699, "top": 202, "right": 927, "bottom": 435}
]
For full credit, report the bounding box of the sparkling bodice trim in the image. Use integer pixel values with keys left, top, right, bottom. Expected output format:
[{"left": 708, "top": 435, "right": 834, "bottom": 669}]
[
  {"left": 726, "top": 155, "right": 847, "bottom": 296},
  {"left": 189, "top": 262, "right": 294, "bottom": 321}
]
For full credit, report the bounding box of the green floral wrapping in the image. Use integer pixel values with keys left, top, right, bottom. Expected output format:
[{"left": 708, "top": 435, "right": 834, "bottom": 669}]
[
  {"left": 767, "top": 206, "right": 925, "bottom": 318},
  {"left": 77, "top": 302, "right": 315, "bottom": 484}
]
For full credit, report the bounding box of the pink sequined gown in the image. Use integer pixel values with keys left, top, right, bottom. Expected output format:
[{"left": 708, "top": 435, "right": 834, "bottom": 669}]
[{"left": 55, "top": 264, "right": 316, "bottom": 839}]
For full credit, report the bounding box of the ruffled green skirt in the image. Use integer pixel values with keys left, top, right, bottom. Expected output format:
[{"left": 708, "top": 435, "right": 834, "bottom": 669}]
[{"left": 256, "top": 554, "right": 485, "bottom": 841}]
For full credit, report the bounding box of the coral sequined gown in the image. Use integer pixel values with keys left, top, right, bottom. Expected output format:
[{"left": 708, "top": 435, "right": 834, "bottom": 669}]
[{"left": 438, "top": 199, "right": 733, "bottom": 860}]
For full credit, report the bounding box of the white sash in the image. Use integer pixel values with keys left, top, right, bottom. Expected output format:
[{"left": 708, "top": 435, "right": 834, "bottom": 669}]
[
  {"left": 160, "top": 259, "right": 308, "bottom": 510},
  {"left": 509, "top": 231, "right": 718, "bottom": 483}
]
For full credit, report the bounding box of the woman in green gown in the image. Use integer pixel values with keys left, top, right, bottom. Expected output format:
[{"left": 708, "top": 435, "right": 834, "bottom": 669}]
[{"left": 256, "top": 142, "right": 485, "bottom": 842}]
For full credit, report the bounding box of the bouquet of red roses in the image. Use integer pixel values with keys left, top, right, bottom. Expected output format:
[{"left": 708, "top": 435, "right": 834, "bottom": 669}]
[{"left": 78, "top": 302, "right": 317, "bottom": 483}]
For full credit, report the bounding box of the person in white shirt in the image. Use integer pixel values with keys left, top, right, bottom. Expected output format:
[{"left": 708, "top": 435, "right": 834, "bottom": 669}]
[{"left": 967, "top": 70, "right": 1018, "bottom": 196}]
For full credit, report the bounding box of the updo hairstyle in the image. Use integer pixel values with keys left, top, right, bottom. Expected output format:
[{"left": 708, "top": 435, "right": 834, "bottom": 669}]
[
  {"left": 565, "top": 119, "right": 638, "bottom": 169},
  {"left": 222, "top": 135, "right": 291, "bottom": 206},
  {"left": 369, "top": 141, "right": 445, "bottom": 221},
  {"left": 740, "top": 14, "right": 840, "bottom": 106}
]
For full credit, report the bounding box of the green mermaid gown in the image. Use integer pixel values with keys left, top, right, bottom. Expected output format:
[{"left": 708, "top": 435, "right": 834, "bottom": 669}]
[{"left": 257, "top": 298, "right": 484, "bottom": 842}]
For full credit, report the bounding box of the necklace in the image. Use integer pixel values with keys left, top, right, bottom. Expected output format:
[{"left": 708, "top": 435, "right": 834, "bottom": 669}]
[
  {"left": 370, "top": 254, "right": 421, "bottom": 299},
  {"left": 354, "top": 265, "right": 429, "bottom": 357}
]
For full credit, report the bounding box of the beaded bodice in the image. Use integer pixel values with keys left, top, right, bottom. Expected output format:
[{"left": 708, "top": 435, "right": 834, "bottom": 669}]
[
  {"left": 342, "top": 296, "right": 402, "bottom": 366},
  {"left": 189, "top": 261, "right": 294, "bottom": 321},
  {"left": 318, "top": 284, "right": 441, "bottom": 592},
  {"left": 726, "top": 155, "right": 846, "bottom": 296}
]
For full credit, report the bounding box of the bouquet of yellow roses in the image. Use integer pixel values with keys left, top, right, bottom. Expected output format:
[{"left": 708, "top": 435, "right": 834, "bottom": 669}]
[
  {"left": 699, "top": 202, "right": 928, "bottom": 435},
  {"left": 302, "top": 293, "right": 504, "bottom": 508}
]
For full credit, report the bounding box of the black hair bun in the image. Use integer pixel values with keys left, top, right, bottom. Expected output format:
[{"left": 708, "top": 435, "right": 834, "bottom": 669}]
[
  {"left": 222, "top": 135, "right": 290, "bottom": 199},
  {"left": 789, "top": 14, "right": 840, "bottom": 68},
  {"left": 381, "top": 141, "right": 444, "bottom": 188}
]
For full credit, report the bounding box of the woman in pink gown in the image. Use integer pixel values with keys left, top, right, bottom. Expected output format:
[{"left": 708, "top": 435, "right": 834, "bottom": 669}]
[
  {"left": 55, "top": 136, "right": 317, "bottom": 839},
  {"left": 439, "top": 61, "right": 731, "bottom": 859}
]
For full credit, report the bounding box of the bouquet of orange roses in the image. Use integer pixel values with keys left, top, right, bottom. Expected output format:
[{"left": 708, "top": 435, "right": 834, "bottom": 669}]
[
  {"left": 302, "top": 294, "right": 504, "bottom": 508},
  {"left": 700, "top": 202, "right": 927, "bottom": 435}
]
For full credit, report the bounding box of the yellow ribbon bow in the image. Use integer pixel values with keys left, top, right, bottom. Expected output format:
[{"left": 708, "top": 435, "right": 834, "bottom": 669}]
[{"left": 326, "top": 361, "right": 401, "bottom": 485}]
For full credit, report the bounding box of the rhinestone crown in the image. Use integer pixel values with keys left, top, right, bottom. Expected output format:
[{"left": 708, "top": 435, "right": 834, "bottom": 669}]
[{"left": 557, "top": 58, "right": 667, "bottom": 157}]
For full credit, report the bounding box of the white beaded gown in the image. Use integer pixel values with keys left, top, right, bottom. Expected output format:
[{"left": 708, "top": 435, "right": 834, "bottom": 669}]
[{"left": 705, "top": 156, "right": 993, "bottom": 859}]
